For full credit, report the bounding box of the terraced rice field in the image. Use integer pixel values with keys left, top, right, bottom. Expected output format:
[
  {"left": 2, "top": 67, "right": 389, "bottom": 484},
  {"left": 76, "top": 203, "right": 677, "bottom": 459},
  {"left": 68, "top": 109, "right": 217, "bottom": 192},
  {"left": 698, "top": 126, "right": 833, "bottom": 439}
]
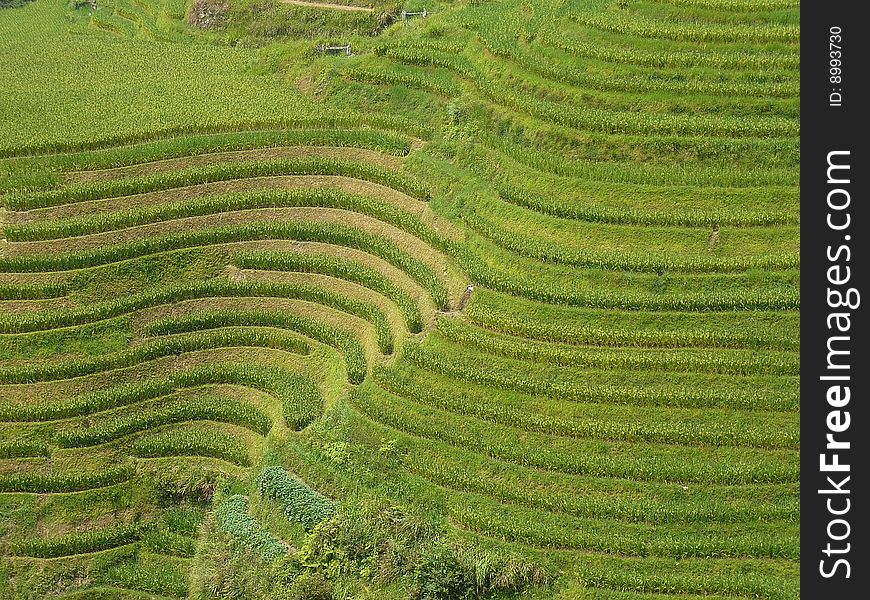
[{"left": 1, "top": 0, "right": 799, "bottom": 598}]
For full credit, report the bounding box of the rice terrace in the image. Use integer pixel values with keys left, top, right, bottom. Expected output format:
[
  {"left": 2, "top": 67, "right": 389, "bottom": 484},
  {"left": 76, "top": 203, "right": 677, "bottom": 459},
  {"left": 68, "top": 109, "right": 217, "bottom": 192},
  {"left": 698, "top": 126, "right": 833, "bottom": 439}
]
[{"left": 0, "top": 0, "right": 799, "bottom": 598}]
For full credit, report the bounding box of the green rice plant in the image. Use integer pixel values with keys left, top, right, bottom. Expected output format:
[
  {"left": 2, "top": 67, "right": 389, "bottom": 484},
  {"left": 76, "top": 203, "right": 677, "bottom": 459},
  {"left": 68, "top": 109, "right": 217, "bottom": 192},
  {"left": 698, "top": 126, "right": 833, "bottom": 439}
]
[
  {"left": 495, "top": 183, "right": 798, "bottom": 227},
  {"left": 434, "top": 317, "right": 798, "bottom": 377},
  {"left": 455, "top": 164, "right": 798, "bottom": 230},
  {"left": 0, "top": 328, "right": 310, "bottom": 384},
  {"left": 142, "top": 529, "right": 197, "bottom": 558},
  {"left": 234, "top": 251, "right": 425, "bottom": 330},
  {"left": 448, "top": 490, "right": 798, "bottom": 559},
  {"left": 0, "top": 282, "right": 66, "bottom": 300},
  {"left": 0, "top": 108, "right": 431, "bottom": 158},
  {"left": 130, "top": 426, "right": 253, "bottom": 467},
  {"left": 215, "top": 494, "right": 288, "bottom": 560},
  {"left": 350, "top": 386, "right": 798, "bottom": 484},
  {"left": 394, "top": 30, "right": 798, "bottom": 111},
  {"left": 569, "top": 10, "right": 799, "bottom": 44},
  {"left": 6, "top": 157, "right": 430, "bottom": 210},
  {"left": 344, "top": 66, "right": 461, "bottom": 98},
  {"left": 5, "top": 188, "right": 440, "bottom": 244},
  {"left": 0, "top": 440, "right": 51, "bottom": 458},
  {"left": 457, "top": 139, "right": 799, "bottom": 206},
  {"left": 55, "top": 395, "right": 272, "bottom": 447},
  {"left": 51, "top": 584, "right": 180, "bottom": 600},
  {"left": 373, "top": 38, "right": 469, "bottom": 56},
  {"left": 384, "top": 46, "right": 798, "bottom": 138},
  {"left": 476, "top": 27, "right": 799, "bottom": 99},
  {"left": 401, "top": 341, "right": 799, "bottom": 412},
  {"left": 455, "top": 246, "right": 800, "bottom": 312},
  {"left": 649, "top": 0, "right": 798, "bottom": 9},
  {"left": 389, "top": 434, "right": 799, "bottom": 524},
  {"left": 1, "top": 128, "right": 412, "bottom": 177},
  {"left": 145, "top": 309, "right": 369, "bottom": 384},
  {"left": 8, "top": 522, "right": 150, "bottom": 558},
  {"left": 464, "top": 288, "right": 799, "bottom": 351},
  {"left": 0, "top": 279, "right": 394, "bottom": 354},
  {"left": 572, "top": 555, "right": 798, "bottom": 600},
  {"left": 0, "top": 221, "right": 449, "bottom": 310},
  {"left": 0, "top": 362, "right": 322, "bottom": 430},
  {"left": 375, "top": 364, "right": 799, "bottom": 449},
  {"left": 472, "top": 108, "right": 798, "bottom": 170},
  {"left": 469, "top": 33, "right": 800, "bottom": 119},
  {"left": 257, "top": 465, "right": 337, "bottom": 530},
  {"left": 483, "top": 134, "right": 797, "bottom": 187},
  {"left": 0, "top": 463, "right": 135, "bottom": 493},
  {"left": 5, "top": 0, "right": 415, "bottom": 155},
  {"left": 463, "top": 211, "right": 799, "bottom": 273},
  {"left": 0, "top": 0, "right": 803, "bottom": 592},
  {"left": 98, "top": 551, "right": 190, "bottom": 598},
  {"left": 536, "top": 22, "right": 799, "bottom": 70}
]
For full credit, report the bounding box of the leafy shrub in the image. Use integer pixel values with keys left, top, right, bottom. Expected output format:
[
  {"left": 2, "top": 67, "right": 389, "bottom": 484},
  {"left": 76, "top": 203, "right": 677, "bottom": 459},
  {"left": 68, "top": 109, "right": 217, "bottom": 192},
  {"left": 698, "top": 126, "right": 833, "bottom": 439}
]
[
  {"left": 411, "top": 540, "right": 548, "bottom": 599},
  {"left": 297, "top": 493, "right": 434, "bottom": 583},
  {"left": 216, "top": 494, "right": 288, "bottom": 560},
  {"left": 413, "top": 545, "right": 470, "bottom": 600},
  {"left": 152, "top": 465, "right": 220, "bottom": 504},
  {"left": 258, "top": 466, "right": 337, "bottom": 530},
  {"left": 287, "top": 572, "right": 333, "bottom": 600}
]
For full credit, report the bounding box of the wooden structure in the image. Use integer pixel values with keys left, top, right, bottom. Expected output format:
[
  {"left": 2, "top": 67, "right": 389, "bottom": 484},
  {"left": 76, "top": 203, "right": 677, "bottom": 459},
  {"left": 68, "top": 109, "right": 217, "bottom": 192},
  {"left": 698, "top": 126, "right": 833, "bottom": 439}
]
[
  {"left": 402, "top": 8, "right": 427, "bottom": 19},
  {"left": 320, "top": 44, "right": 352, "bottom": 56}
]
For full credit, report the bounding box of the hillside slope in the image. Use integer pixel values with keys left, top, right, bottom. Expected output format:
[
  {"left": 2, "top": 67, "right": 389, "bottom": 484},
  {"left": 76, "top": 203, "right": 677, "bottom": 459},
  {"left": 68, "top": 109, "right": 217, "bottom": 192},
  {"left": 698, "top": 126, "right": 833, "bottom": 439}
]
[{"left": 0, "top": 0, "right": 799, "bottom": 598}]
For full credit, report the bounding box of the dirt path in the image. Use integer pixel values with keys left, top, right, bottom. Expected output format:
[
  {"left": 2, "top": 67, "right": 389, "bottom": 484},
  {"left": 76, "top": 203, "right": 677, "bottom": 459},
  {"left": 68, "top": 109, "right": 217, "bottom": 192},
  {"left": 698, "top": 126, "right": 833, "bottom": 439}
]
[{"left": 279, "top": 0, "right": 374, "bottom": 12}]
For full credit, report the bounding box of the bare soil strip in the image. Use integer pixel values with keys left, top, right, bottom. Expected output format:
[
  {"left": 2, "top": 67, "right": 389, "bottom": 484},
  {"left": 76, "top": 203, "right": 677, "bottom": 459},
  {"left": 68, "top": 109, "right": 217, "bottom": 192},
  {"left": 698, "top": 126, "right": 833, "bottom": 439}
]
[{"left": 279, "top": 0, "right": 374, "bottom": 13}]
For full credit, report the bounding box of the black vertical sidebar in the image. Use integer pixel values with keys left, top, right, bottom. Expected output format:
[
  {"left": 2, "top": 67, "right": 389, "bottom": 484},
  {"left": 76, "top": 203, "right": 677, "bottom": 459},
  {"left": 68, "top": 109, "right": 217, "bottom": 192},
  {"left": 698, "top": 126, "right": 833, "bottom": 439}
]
[{"left": 802, "top": 2, "right": 868, "bottom": 598}]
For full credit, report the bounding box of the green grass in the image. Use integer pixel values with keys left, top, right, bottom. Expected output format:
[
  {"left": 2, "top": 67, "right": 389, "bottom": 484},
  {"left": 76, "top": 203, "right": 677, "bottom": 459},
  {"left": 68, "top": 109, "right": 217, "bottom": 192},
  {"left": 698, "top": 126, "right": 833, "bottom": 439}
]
[{"left": 0, "top": 0, "right": 799, "bottom": 596}]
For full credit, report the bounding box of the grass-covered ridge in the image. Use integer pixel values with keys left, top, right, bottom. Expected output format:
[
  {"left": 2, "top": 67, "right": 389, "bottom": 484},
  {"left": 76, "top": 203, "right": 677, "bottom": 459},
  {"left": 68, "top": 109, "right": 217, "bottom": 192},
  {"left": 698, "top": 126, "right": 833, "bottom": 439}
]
[{"left": 1, "top": 0, "right": 798, "bottom": 598}]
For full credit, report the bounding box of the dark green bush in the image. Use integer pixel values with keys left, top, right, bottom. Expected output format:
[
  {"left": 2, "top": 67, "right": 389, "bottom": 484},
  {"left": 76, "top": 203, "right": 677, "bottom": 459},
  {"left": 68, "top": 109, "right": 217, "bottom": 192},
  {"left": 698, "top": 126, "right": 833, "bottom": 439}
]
[
  {"left": 258, "top": 466, "right": 337, "bottom": 530},
  {"left": 413, "top": 545, "right": 471, "bottom": 600},
  {"left": 288, "top": 572, "right": 333, "bottom": 600},
  {"left": 1, "top": 0, "right": 35, "bottom": 8},
  {"left": 216, "top": 494, "right": 288, "bottom": 559}
]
